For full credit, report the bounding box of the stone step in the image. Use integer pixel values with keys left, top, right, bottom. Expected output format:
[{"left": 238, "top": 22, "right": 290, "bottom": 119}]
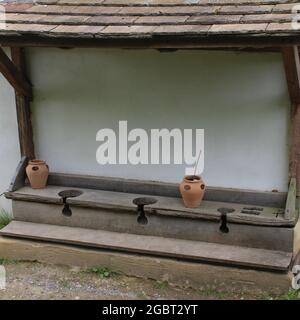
[{"left": 0, "top": 221, "right": 293, "bottom": 271}]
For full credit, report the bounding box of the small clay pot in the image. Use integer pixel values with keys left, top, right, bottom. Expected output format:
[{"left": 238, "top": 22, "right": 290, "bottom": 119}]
[
  {"left": 26, "top": 160, "right": 49, "bottom": 189},
  {"left": 179, "top": 175, "right": 206, "bottom": 208}
]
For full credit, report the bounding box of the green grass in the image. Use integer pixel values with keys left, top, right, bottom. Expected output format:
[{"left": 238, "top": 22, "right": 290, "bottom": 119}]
[
  {"left": 194, "top": 286, "right": 297, "bottom": 300},
  {"left": 0, "top": 210, "right": 12, "bottom": 230},
  {"left": 197, "top": 286, "right": 231, "bottom": 299},
  {"left": 0, "top": 210, "right": 14, "bottom": 266},
  {"left": 58, "top": 279, "right": 72, "bottom": 289},
  {"left": 84, "top": 266, "right": 115, "bottom": 278},
  {"left": 154, "top": 280, "right": 169, "bottom": 290},
  {"left": 285, "top": 288, "right": 300, "bottom": 300},
  {"left": 0, "top": 258, "right": 17, "bottom": 265},
  {"left": 136, "top": 291, "right": 149, "bottom": 300},
  {"left": 258, "top": 289, "right": 300, "bottom": 300}
]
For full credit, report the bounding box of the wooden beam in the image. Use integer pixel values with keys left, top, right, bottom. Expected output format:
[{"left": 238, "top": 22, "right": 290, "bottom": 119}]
[
  {"left": 0, "top": 221, "right": 293, "bottom": 271},
  {"left": 10, "top": 47, "right": 35, "bottom": 159},
  {"left": 282, "top": 46, "right": 300, "bottom": 104},
  {"left": 46, "top": 172, "right": 287, "bottom": 208},
  {"left": 0, "top": 47, "right": 32, "bottom": 98},
  {"left": 282, "top": 46, "right": 300, "bottom": 195},
  {"left": 0, "top": 33, "right": 299, "bottom": 48},
  {"left": 0, "top": 237, "right": 292, "bottom": 294},
  {"left": 289, "top": 103, "right": 300, "bottom": 195}
]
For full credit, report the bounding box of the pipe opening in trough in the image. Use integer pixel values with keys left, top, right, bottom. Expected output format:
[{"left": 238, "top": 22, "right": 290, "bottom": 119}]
[
  {"left": 58, "top": 189, "right": 83, "bottom": 217},
  {"left": 241, "top": 207, "right": 263, "bottom": 216},
  {"left": 58, "top": 190, "right": 83, "bottom": 199},
  {"left": 218, "top": 208, "right": 235, "bottom": 234},
  {"left": 133, "top": 197, "right": 157, "bottom": 225}
]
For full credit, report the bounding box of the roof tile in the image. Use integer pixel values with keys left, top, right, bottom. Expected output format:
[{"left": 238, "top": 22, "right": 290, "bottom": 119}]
[
  {"left": 0, "top": 0, "right": 299, "bottom": 44},
  {"left": 52, "top": 24, "right": 105, "bottom": 33},
  {"left": 219, "top": 5, "right": 274, "bottom": 14},
  {"left": 99, "top": 25, "right": 156, "bottom": 34},
  {"left": 86, "top": 15, "right": 137, "bottom": 24},
  {"left": 135, "top": 15, "right": 189, "bottom": 24},
  {"left": 209, "top": 23, "right": 268, "bottom": 33},
  {"left": 187, "top": 14, "right": 241, "bottom": 24},
  {"left": 153, "top": 24, "right": 210, "bottom": 34}
]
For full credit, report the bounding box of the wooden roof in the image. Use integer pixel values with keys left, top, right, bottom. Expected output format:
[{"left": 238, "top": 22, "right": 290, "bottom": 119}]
[{"left": 0, "top": 0, "right": 300, "bottom": 47}]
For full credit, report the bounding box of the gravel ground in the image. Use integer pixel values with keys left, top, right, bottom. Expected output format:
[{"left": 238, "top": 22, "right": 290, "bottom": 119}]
[{"left": 0, "top": 260, "right": 298, "bottom": 300}]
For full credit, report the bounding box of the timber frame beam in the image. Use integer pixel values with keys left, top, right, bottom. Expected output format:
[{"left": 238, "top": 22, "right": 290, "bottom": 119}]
[
  {"left": 0, "top": 47, "right": 32, "bottom": 98},
  {"left": 0, "top": 46, "right": 35, "bottom": 159},
  {"left": 10, "top": 47, "right": 35, "bottom": 159},
  {"left": 282, "top": 46, "right": 300, "bottom": 195}
]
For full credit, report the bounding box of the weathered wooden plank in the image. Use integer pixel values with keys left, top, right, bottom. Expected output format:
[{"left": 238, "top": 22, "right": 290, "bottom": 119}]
[
  {"left": 47, "top": 172, "right": 287, "bottom": 208},
  {"left": 294, "top": 218, "right": 300, "bottom": 255},
  {"left": 0, "top": 35, "right": 297, "bottom": 50},
  {"left": 0, "top": 221, "right": 293, "bottom": 271},
  {"left": 0, "top": 236, "right": 292, "bottom": 294},
  {"left": 0, "top": 47, "right": 32, "bottom": 98},
  {"left": 10, "top": 47, "right": 35, "bottom": 159},
  {"left": 6, "top": 185, "right": 293, "bottom": 226},
  {"left": 8, "top": 156, "right": 28, "bottom": 192}
]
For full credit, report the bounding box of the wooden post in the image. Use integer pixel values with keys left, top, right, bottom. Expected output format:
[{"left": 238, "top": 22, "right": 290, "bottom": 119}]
[
  {"left": 282, "top": 46, "right": 300, "bottom": 104},
  {"left": 282, "top": 46, "right": 300, "bottom": 195},
  {"left": 10, "top": 47, "right": 35, "bottom": 159}
]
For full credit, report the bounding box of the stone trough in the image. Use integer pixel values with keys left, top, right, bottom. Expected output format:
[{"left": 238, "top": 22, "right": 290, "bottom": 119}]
[{"left": 1, "top": 158, "right": 299, "bottom": 275}]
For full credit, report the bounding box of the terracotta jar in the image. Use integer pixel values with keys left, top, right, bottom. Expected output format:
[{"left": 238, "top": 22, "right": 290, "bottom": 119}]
[
  {"left": 26, "top": 160, "right": 49, "bottom": 189},
  {"left": 179, "top": 175, "right": 206, "bottom": 208}
]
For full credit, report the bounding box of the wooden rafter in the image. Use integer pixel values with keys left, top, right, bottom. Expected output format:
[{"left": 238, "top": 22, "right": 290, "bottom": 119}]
[
  {"left": 0, "top": 47, "right": 32, "bottom": 98},
  {"left": 10, "top": 47, "right": 35, "bottom": 159}
]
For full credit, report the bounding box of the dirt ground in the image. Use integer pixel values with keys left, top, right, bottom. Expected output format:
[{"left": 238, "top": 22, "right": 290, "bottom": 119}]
[{"left": 0, "top": 260, "right": 299, "bottom": 300}]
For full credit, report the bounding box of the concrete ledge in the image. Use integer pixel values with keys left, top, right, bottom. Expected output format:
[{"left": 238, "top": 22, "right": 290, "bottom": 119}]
[{"left": 0, "top": 236, "right": 293, "bottom": 295}]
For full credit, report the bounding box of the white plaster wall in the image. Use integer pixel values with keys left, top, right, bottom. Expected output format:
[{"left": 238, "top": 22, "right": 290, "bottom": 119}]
[
  {"left": 25, "top": 48, "right": 290, "bottom": 192},
  {"left": 0, "top": 48, "right": 20, "bottom": 213}
]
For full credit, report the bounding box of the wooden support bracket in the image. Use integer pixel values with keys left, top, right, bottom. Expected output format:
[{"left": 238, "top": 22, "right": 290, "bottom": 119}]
[
  {"left": 7, "top": 156, "right": 28, "bottom": 193},
  {"left": 0, "top": 47, "right": 32, "bottom": 98}
]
